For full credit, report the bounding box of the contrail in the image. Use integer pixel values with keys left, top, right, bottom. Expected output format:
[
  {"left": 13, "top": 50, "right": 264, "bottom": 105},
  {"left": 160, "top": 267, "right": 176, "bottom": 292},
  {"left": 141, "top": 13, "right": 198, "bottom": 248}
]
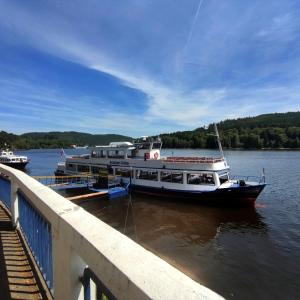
[{"left": 185, "top": 0, "right": 205, "bottom": 47}]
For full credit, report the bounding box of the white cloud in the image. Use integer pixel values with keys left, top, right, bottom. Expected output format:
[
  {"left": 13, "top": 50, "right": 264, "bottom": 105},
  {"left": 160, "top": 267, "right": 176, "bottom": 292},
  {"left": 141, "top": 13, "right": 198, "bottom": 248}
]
[{"left": 0, "top": 0, "right": 300, "bottom": 135}]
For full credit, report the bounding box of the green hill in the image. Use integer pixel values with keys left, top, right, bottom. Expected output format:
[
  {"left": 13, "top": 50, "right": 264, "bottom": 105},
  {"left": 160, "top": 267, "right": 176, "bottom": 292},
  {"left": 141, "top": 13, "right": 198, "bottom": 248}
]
[
  {"left": 0, "top": 131, "right": 132, "bottom": 150},
  {"left": 1, "top": 112, "right": 300, "bottom": 150},
  {"left": 160, "top": 112, "right": 300, "bottom": 149},
  {"left": 217, "top": 112, "right": 300, "bottom": 130}
]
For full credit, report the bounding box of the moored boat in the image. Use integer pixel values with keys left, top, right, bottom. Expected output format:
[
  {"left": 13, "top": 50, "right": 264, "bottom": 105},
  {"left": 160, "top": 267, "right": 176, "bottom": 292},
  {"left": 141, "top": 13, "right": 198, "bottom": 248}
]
[
  {"left": 0, "top": 150, "right": 30, "bottom": 169},
  {"left": 55, "top": 126, "right": 266, "bottom": 206}
]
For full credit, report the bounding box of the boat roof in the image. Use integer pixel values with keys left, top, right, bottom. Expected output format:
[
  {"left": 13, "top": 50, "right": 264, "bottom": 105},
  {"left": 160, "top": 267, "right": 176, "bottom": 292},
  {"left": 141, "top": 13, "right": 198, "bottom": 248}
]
[
  {"left": 93, "top": 143, "right": 135, "bottom": 150},
  {"left": 109, "top": 141, "right": 133, "bottom": 147}
]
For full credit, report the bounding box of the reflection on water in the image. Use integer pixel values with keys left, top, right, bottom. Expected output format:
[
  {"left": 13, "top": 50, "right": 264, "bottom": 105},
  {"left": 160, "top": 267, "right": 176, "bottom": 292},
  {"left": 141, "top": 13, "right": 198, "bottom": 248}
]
[{"left": 78, "top": 194, "right": 267, "bottom": 285}]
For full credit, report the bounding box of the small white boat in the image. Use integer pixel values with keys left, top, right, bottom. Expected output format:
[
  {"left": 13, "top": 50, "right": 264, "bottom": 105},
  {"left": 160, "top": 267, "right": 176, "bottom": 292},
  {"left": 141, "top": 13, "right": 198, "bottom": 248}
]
[
  {"left": 0, "top": 150, "right": 30, "bottom": 169},
  {"left": 71, "top": 144, "right": 88, "bottom": 149}
]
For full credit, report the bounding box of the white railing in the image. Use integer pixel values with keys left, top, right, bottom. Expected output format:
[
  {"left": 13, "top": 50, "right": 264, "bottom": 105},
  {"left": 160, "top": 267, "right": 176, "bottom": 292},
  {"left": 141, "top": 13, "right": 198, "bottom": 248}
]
[{"left": 0, "top": 163, "right": 223, "bottom": 300}]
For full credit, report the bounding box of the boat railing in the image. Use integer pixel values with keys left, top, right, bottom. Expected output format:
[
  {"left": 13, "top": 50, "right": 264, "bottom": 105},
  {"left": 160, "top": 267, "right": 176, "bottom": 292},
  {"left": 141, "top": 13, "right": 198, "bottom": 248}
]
[
  {"left": 231, "top": 174, "right": 265, "bottom": 184},
  {"left": 68, "top": 154, "right": 90, "bottom": 159},
  {"left": 163, "top": 156, "right": 224, "bottom": 163},
  {"left": 81, "top": 267, "right": 117, "bottom": 300},
  {"left": 0, "top": 174, "right": 11, "bottom": 209},
  {"left": 33, "top": 173, "right": 94, "bottom": 187}
]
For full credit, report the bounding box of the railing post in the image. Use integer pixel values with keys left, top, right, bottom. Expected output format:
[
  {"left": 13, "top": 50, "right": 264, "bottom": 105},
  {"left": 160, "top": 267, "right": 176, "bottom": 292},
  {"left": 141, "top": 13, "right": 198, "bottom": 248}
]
[
  {"left": 53, "top": 231, "right": 86, "bottom": 300},
  {"left": 10, "top": 179, "right": 19, "bottom": 228}
]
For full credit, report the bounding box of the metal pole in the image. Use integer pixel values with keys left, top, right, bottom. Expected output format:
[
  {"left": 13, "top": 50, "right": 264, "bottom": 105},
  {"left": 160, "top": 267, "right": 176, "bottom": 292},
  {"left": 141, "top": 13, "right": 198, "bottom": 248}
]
[{"left": 214, "top": 123, "right": 224, "bottom": 159}]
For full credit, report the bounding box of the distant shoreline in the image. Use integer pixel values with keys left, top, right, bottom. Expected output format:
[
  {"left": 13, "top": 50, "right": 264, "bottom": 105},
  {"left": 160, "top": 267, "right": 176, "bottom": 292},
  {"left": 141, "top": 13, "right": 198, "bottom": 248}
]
[{"left": 14, "top": 147, "right": 300, "bottom": 151}]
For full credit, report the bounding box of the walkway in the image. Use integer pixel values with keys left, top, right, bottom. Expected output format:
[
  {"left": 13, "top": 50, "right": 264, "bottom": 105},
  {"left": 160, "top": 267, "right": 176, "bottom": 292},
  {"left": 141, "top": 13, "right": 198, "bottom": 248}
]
[{"left": 0, "top": 203, "right": 52, "bottom": 300}]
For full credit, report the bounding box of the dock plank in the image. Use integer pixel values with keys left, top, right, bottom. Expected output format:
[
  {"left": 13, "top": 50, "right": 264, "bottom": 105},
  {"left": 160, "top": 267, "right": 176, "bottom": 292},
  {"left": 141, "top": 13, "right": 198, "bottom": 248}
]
[{"left": 67, "top": 190, "right": 108, "bottom": 201}]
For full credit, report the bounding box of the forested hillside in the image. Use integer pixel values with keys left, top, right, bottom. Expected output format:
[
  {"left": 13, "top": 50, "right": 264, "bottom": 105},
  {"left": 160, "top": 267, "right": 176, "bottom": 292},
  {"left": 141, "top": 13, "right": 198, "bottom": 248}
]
[
  {"left": 1, "top": 112, "right": 300, "bottom": 149},
  {"left": 0, "top": 131, "right": 132, "bottom": 149},
  {"left": 160, "top": 112, "right": 300, "bottom": 149}
]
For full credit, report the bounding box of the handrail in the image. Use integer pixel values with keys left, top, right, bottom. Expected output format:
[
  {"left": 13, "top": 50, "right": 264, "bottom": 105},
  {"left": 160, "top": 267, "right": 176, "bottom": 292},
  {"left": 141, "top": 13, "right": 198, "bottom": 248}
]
[
  {"left": 163, "top": 157, "right": 224, "bottom": 163},
  {"left": 32, "top": 173, "right": 92, "bottom": 179},
  {"left": 18, "top": 191, "right": 53, "bottom": 290},
  {"left": 81, "top": 267, "right": 117, "bottom": 300},
  {"left": 0, "top": 163, "right": 223, "bottom": 300},
  {"left": 231, "top": 174, "right": 265, "bottom": 184},
  {"left": 0, "top": 175, "right": 11, "bottom": 210},
  {"left": 33, "top": 173, "right": 94, "bottom": 187}
]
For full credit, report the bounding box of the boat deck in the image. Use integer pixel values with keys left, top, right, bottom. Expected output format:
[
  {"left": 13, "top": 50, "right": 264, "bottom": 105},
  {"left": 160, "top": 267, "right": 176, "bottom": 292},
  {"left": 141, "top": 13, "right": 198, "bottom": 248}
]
[{"left": 0, "top": 203, "right": 52, "bottom": 300}]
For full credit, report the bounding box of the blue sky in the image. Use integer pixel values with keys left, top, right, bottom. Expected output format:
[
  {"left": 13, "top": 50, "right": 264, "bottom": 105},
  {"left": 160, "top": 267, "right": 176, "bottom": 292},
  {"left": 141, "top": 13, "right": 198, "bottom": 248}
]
[{"left": 0, "top": 0, "right": 300, "bottom": 136}]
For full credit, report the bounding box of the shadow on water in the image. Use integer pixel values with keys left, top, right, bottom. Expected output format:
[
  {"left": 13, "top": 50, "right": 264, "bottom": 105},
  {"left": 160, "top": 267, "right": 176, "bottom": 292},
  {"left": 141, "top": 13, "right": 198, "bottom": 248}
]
[
  {"left": 79, "top": 194, "right": 267, "bottom": 241},
  {"left": 76, "top": 193, "right": 267, "bottom": 288}
]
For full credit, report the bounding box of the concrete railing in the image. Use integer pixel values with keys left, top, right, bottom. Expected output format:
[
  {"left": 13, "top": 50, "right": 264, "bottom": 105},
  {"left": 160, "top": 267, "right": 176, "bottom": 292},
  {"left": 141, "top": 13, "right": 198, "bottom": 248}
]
[{"left": 0, "top": 163, "right": 223, "bottom": 300}]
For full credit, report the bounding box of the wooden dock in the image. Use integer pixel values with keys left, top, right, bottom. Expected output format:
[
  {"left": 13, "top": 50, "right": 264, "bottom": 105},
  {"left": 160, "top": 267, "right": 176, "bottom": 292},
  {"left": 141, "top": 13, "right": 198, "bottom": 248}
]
[
  {"left": 0, "top": 203, "right": 52, "bottom": 300},
  {"left": 67, "top": 191, "right": 108, "bottom": 202}
]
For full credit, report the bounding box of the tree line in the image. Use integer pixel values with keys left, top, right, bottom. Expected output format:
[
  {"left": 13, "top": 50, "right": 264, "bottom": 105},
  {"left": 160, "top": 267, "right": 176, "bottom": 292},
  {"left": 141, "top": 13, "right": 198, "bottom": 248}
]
[
  {"left": 159, "top": 112, "right": 300, "bottom": 149},
  {"left": 0, "top": 131, "right": 131, "bottom": 150},
  {"left": 1, "top": 112, "right": 300, "bottom": 150},
  {"left": 160, "top": 126, "right": 300, "bottom": 149}
]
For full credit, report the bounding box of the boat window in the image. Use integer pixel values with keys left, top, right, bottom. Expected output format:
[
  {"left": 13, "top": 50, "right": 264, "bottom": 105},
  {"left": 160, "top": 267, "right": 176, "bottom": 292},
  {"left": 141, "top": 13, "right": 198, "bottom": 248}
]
[
  {"left": 219, "top": 172, "right": 229, "bottom": 184},
  {"left": 108, "top": 151, "right": 114, "bottom": 158},
  {"left": 115, "top": 168, "right": 132, "bottom": 178},
  {"left": 152, "top": 142, "right": 162, "bottom": 149},
  {"left": 91, "top": 166, "right": 106, "bottom": 174},
  {"left": 187, "top": 173, "right": 215, "bottom": 185},
  {"left": 66, "top": 163, "right": 76, "bottom": 171},
  {"left": 161, "top": 171, "right": 171, "bottom": 182},
  {"left": 136, "top": 143, "right": 150, "bottom": 150},
  {"left": 136, "top": 170, "right": 158, "bottom": 181},
  {"left": 127, "top": 149, "right": 136, "bottom": 158},
  {"left": 92, "top": 150, "right": 104, "bottom": 158},
  {"left": 171, "top": 172, "right": 183, "bottom": 184},
  {"left": 108, "top": 150, "right": 124, "bottom": 158},
  {"left": 148, "top": 171, "right": 158, "bottom": 181},
  {"left": 91, "top": 166, "right": 98, "bottom": 174},
  {"left": 77, "top": 165, "right": 90, "bottom": 173},
  {"left": 161, "top": 171, "right": 183, "bottom": 183},
  {"left": 108, "top": 166, "right": 113, "bottom": 175}
]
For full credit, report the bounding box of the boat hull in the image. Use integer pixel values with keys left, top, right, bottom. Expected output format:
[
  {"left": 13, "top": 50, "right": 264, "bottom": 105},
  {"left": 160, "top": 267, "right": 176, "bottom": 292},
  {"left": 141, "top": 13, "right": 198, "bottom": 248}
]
[
  {"left": 130, "top": 184, "right": 266, "bottom": 206},
  {"left": 2, "top": 162, "right": 29, "bottom": 170}
]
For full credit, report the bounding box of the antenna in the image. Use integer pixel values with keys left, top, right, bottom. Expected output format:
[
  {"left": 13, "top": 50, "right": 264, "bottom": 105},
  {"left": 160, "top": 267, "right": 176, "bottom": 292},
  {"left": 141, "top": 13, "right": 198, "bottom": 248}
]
[{"left": 214, "top": 123, "right": 224, "bottom": 159}]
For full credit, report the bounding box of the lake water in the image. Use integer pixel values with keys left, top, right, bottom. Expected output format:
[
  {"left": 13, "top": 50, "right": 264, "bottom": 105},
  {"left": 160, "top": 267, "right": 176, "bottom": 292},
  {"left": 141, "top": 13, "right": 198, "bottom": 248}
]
[{"left": 17, "top": 148, "right": 300, "bottom": 299}]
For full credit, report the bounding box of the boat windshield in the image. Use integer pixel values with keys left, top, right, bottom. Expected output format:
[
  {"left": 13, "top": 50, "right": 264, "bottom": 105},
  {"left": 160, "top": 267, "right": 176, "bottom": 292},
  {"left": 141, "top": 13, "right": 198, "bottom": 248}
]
[
  {"left": 135, "top": 143, "right": 150, "bottom": 150},
  {"left": 218, "top": 172, "right": 229, "bottom": 184},
  {"left": 152, "top": 142, "right": 162, "bottom": 149}
]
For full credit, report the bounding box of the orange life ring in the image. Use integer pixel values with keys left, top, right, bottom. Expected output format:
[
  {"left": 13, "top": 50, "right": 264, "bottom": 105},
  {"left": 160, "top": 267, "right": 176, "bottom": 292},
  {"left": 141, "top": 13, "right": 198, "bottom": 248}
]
[{"left": 154, "top": 152, "right": 158, "bottom": 160}]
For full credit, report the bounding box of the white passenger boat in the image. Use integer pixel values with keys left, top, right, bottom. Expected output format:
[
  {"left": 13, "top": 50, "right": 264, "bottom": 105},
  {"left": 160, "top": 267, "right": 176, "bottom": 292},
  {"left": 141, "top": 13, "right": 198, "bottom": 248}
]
[
  {"left": 55, "top": 126, "right": 266, "bottom": 206},
  {"left": 0, "top": 150, "right": 30, "bottom": 169}
]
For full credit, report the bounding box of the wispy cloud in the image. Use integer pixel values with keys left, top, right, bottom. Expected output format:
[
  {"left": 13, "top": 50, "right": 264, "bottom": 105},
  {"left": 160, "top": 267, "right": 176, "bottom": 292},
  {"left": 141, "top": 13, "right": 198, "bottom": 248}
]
[{"left": 185, "top": 0, "right": 205, "bottom": 48}]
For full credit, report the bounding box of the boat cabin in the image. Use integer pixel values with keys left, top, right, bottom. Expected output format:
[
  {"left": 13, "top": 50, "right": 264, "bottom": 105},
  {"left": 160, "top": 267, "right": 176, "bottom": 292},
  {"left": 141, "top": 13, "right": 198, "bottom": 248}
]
[
  {"left": 90, "top": 137, "right": 162, "bottom": 160},
  {"left": 1, "top": 150, "right": 14, "bottom": 157}
]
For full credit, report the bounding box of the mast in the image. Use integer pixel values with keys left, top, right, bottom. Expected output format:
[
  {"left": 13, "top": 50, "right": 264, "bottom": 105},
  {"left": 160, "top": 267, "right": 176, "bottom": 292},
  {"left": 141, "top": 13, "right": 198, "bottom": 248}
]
[{"left": 214, "top": 123, "right": 224, "bottom": 159}]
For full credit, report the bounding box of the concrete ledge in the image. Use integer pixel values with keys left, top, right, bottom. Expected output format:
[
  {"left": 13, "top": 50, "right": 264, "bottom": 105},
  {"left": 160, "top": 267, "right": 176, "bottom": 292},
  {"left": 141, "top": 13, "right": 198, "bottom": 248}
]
[{"left": 0, "top": 163, "right": 224, "bottom": 300}]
